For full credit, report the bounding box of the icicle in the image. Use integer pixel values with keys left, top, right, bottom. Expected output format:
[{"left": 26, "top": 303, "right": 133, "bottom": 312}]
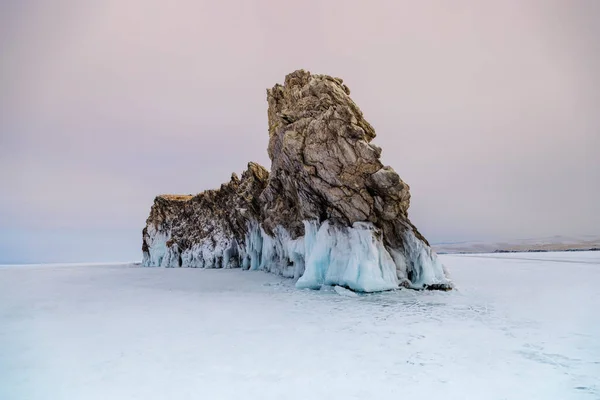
[
  {"left": 297, "top": 221, "right": 399, "bottom": 292},
  {"left": 142, "top": 217, "right": 450, "bottom": 291}
]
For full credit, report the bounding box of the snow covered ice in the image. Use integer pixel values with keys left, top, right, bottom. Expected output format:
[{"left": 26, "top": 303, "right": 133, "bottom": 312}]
[{"left": 1, "top": 252, "right": 599, "bottom": 399}]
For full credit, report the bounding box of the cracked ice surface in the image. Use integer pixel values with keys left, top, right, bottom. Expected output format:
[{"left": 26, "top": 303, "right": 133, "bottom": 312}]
[{"left": 1, "top": 252, "right": 599, "bottom": 399}]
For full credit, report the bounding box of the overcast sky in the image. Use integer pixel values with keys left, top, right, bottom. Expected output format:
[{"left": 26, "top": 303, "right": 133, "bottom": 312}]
[{"left": 1, "top": 0, "right": 599, "bottom": 263}]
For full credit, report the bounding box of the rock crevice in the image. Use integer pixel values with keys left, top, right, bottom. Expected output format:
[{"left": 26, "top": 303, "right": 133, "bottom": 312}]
[{"left": 142, "top": 70, "right": 451, "bottom": 291}]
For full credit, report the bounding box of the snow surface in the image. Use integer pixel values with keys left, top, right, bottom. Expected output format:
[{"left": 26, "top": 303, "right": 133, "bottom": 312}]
[{"left": 1, "top": 252, "right": 599, "bottom": 399}]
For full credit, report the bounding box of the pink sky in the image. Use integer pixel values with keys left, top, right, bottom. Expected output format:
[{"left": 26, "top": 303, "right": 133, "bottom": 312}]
[{"left": 1, "top": 0, "right": 599, "bottom": 262}]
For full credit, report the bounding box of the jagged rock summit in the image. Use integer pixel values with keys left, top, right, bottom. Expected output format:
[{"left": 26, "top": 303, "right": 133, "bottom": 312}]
[{"left": 142, "top": 70, "right": 452, "bottom": 291}]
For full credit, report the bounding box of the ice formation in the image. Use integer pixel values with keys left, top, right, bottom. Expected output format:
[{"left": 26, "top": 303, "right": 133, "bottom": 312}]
[{"left": 142, "top": 70, "right": 452, "bottom": 291}]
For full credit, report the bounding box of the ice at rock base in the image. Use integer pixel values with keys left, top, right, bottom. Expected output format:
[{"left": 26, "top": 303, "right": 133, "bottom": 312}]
[
  {"left": 296, "top": 221, "right": 399, "bottom": 292},
  {"left": 142, "top": 219, "right": 450, "bottom": 292}
]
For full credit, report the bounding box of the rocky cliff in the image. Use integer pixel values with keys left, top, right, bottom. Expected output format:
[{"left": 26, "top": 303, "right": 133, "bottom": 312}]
[{"left": 142, "top": 70, "right": 451, "bottom": 291}]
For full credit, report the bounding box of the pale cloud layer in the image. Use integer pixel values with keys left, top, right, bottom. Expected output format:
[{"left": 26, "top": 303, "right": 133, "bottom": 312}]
[{"left": 1, "top": 0, "right": 599, "bottom": 263}]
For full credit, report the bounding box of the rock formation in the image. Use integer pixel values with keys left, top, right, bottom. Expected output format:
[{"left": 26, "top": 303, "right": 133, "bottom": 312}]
[{"left": 142, "top": 70, "right": 452, "bottom": 291}]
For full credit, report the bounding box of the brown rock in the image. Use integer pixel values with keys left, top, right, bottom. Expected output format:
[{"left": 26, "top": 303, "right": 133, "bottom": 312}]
[{"left": 142, "top": 70, "right": 451, "bottom": 291}]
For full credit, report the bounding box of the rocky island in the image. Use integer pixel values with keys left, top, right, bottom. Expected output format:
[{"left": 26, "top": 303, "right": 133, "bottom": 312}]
[{"left": 142, "top": 70, "right": 451, "bottom": 292}]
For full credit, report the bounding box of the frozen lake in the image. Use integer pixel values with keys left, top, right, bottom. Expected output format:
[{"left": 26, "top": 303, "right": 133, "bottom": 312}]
[{"left": 1, "top": 252, "right": 599, "bottom": 399}]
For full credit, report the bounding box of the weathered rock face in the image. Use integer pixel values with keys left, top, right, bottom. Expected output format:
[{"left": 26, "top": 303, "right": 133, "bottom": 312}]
[
  {"left": 142, "top": 70, "right": 451, "bottom": 291},
  {"left": 142, "top": 163, "right": 268, "bottom": 269}
]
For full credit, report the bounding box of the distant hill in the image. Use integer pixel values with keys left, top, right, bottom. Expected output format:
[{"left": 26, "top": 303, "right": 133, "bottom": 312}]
[{"left": 432, "top": 235, "right": 600, "bottom": 254}]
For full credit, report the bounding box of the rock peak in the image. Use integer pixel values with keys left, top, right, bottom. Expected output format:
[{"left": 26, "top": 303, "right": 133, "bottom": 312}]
[{"left": 142, "top": 71, "right": 451, "bottom": 292}]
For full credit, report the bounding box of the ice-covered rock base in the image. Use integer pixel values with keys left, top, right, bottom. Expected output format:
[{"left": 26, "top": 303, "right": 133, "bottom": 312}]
[{"left": 142, "top": 219, "right": 450, "bottom": 292}]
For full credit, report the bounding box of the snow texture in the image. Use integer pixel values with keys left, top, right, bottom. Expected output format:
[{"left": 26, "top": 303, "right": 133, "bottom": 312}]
[
  {"left": 143, "top": 219, "right": 450, "bottom": 292},
  {"left": 1, "top": 251, "right": 598, "bottom": 399}
]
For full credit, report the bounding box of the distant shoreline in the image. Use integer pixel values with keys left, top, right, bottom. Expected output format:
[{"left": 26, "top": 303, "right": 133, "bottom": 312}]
[
  {"left": 437, "top": 247, "right": 600, "bottom": 255},
  {"left": 432, "top": 235, "right": 600, "bottom": 255}
]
